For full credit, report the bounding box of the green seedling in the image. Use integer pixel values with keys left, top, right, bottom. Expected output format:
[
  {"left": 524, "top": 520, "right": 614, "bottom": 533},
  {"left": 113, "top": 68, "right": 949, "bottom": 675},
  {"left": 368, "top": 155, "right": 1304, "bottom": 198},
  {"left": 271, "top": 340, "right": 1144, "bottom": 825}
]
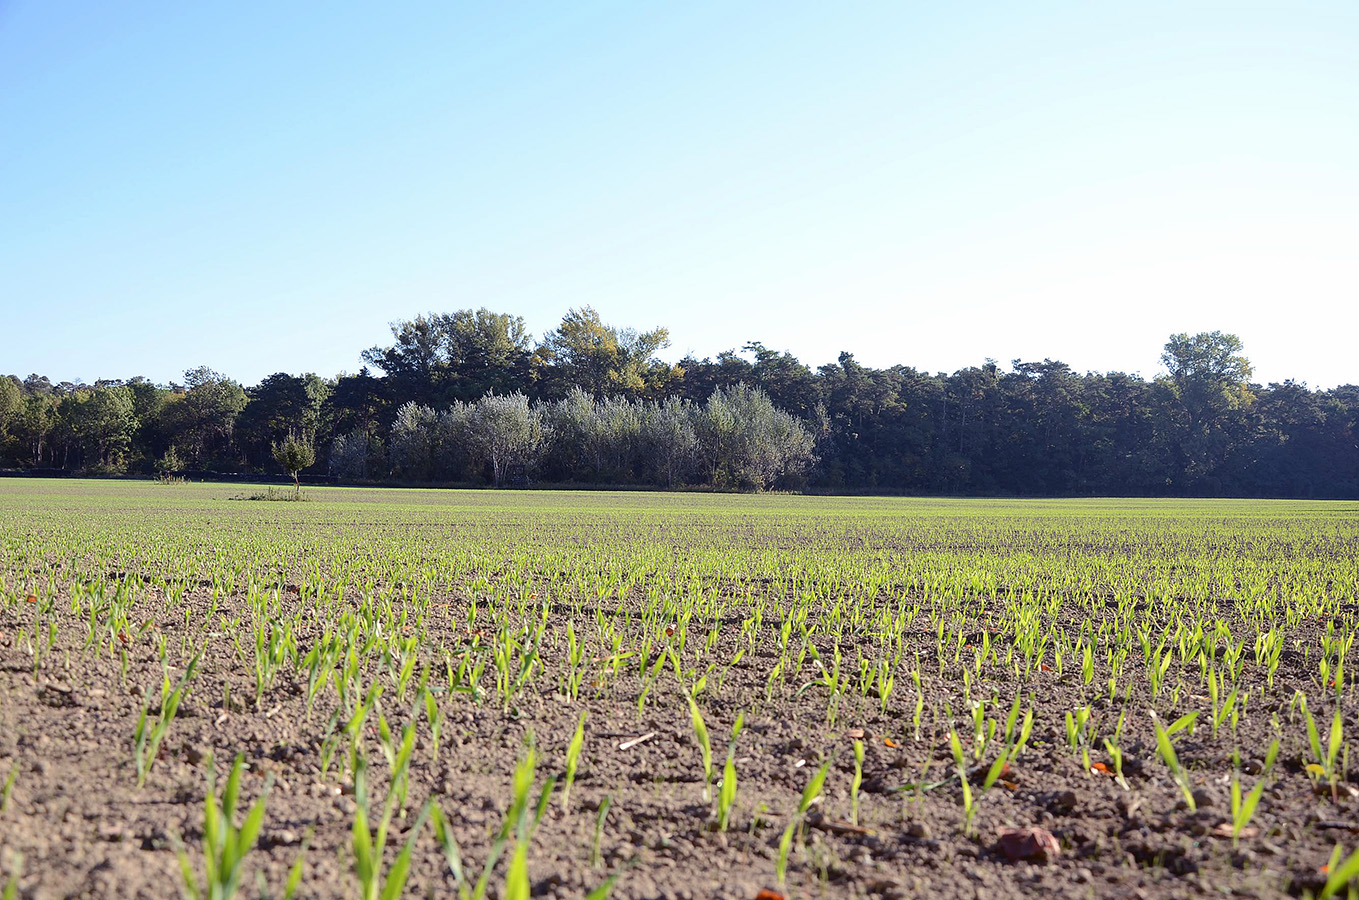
[
  {"left": 0, "top": 761, "right": 18, "bottom": 813},
  {"left": 374, "top": 713, "right": 417, "bottom": 806},
  {"left": 1322, "top": 842, "right": 1359, "bottom": 899},
  {"left": 1229, "top": 769, "right": 1265, "bottom": 848},
  {"left": 134, "top": 652, "right": 201, "bottom": 787},
  {"left": 1102, "top": 738, "right": 1129, "bottom": 790},
  {"left": 277, "top": 832, "right": 310, "bottom": 900},
  {"left": 174, "top": 753, "right": 271, "bottom": 900},
  {"left": 1300, "top": 694, "right": 1345, "bottom": 802},
  {"left": 591, "top": 796, "right": 612, "bottom": 869},
  {"left": 686, "top": 693, "right": 714, "bottom": 802},
  {"left": 351, "top": 755, "right": 432, "bottom": 900},
  {"left": 430, "top": 740, "right": 553, "bottom": 900},
  {"left": 776, "top": 758, "right": 832, "bottom": 887},
  {"left": 423, "top": 685, "right": 445, "bottom": 764},
  {"left": 850, "top": 739, "right": 864, "bottom": 826},
  {"left": 717, "top": 711, "right": 745, "bottom": 831},
  {"left": 948, "top": 726, "right": 976, "bottom": 833},
  {"left": 1152, "top": 713, "right": 1195, "bottom": 812},
  {"left": 3, "top": 855, "right": 20, "bottom": 900},
  {"left": 561, "top": 710, "right": 588, "bottom": 811},
  {"left": 584, "top": 859, "right": 638, "bottom": 900}
]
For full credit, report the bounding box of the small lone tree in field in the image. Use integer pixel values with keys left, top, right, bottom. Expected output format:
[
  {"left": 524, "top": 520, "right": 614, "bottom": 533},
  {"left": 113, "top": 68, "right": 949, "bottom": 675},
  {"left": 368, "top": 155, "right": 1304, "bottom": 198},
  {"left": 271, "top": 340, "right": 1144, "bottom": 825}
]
[{"left": 272, "top": 434, "right": 315, "bottom": 498}]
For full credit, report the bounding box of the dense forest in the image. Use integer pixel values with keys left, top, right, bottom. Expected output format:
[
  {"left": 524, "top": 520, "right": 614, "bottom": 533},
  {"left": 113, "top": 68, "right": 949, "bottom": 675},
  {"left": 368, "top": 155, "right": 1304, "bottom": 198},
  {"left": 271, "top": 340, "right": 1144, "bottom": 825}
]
[{"left": 2, "top": 307, "right": 1356, "bottom": 497}]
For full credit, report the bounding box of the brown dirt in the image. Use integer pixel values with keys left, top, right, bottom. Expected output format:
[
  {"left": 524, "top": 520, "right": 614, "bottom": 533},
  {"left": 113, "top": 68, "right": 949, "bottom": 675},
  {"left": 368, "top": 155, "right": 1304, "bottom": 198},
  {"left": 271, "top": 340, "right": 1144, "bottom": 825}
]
[{"left": 1, "top": 580, "right": 1354, "bottom": 900}]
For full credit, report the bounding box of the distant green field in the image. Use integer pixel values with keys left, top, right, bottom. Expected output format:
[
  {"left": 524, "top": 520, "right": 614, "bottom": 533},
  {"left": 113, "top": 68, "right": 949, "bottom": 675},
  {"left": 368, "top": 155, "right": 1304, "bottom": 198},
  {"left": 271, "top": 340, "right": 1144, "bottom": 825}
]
[{"left": 4, "top": 479, "right": 1356, "bottom": 638}]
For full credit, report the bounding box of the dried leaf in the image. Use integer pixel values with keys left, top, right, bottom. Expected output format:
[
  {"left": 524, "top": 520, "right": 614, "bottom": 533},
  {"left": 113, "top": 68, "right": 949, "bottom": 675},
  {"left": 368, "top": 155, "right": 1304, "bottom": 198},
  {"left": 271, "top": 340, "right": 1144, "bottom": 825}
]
[
  {"left": 755, "top": 891, "right": 787, "bottom": 900},
  {"left": 884, "top": 738, "right": 900, "bottom": 749},
  {"left": 845, "top": 728, "right": 865, "bottom": 739},
  {"left": 1090, "top": 762, "right": 1113, "bottom": 775}
]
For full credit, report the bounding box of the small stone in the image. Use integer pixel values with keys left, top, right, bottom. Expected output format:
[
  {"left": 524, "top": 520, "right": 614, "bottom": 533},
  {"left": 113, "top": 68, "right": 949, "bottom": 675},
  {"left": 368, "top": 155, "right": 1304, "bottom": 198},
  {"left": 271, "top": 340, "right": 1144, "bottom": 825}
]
[
  {"left": 906, "top": 821, "right": 933, "bottom": 840},
  {"left": 1190, "top": 788, "right": 1216, "bottom": 809},
  {"left": 996, "top": 826, "right": 1061, "bottom": 863}
]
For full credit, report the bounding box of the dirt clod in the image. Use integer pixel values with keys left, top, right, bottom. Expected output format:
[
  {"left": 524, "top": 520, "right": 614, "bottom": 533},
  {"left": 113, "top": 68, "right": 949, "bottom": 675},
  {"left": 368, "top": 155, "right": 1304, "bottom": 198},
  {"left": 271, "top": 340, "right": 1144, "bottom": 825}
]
[{"left": 996, "top": 826, "right": 1061, "bottom": 863}]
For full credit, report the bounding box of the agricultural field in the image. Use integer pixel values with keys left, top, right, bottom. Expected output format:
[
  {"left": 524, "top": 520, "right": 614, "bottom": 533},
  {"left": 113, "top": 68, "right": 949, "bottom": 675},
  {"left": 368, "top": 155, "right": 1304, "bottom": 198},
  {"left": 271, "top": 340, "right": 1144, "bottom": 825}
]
[{"left": 2, "top": 481, "right": 1359, "bottom": 900}]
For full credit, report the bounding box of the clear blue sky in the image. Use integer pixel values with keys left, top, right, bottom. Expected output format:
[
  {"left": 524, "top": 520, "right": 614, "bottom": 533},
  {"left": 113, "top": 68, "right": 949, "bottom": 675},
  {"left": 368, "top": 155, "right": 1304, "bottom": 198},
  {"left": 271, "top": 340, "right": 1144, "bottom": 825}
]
[{"left": 3, "top": 1, "right": 1356, "bottom": 388}]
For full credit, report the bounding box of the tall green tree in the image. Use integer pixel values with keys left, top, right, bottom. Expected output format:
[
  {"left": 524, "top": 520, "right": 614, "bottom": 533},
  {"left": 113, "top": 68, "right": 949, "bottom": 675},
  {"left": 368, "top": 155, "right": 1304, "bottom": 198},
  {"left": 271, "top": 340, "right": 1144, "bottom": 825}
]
[
  {"left": 162, "top": 367, "right": 248, "bottom": 467},
  {"left": 272, "top": 434, "right": 316, "bottom": 497},
  {"left": 540, "top": 307, "right": 676, "bottom": 399},
  {"left": 1157, "top": 331, "right": 1254, "bottom": 491},
  {"left": 76, "top": 384, "right": 138, "bottom": 470},
  {"left": 0, "top": 376, "right": 20, "bottom": 443},
  {"left": 466, "top": 392, "right": 543, "bottom": 486},
  {"left": 440, "top": 309, "right": 535, "bottom": 400},
  {"left": 236, "top": 373, "right": 328, "bottom": 469},
  {"left": 362, "top": 314, "right": 446, "bottom": 406}
]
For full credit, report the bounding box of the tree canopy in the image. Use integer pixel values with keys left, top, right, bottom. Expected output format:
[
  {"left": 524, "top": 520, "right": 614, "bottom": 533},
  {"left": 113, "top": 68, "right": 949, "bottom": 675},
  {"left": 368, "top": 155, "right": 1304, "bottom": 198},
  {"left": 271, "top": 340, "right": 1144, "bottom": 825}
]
[{"left": 2, "top": 316, "right": 1355, "bottom": 497}]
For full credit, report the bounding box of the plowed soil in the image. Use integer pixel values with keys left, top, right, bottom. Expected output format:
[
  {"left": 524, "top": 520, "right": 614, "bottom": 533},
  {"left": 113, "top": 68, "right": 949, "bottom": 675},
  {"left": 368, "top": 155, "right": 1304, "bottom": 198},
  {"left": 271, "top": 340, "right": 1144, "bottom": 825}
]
[{"left": 1, "top": 484, "right": 1357, "bottom": 899}]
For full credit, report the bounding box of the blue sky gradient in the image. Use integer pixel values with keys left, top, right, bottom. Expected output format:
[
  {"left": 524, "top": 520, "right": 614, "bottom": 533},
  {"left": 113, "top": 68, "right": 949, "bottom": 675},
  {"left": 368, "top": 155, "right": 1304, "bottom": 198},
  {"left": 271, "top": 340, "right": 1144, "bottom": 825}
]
[{"left": 3, "top": 2, "right": 1356, "bottom": 387}]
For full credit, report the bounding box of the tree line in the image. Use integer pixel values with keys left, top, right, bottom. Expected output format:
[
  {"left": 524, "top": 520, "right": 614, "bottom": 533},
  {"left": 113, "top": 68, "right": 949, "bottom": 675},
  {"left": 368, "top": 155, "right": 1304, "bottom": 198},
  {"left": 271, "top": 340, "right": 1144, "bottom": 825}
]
[{"left": 1, "top": 307, "right": 1355, "bottom": 496}]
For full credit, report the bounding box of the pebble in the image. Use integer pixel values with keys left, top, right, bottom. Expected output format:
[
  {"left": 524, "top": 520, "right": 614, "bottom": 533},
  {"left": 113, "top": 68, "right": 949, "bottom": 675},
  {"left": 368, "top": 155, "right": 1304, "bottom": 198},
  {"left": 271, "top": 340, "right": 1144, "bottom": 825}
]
[{"left": 1190, "top": 787, "right": 1216, "bottom": 808}]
